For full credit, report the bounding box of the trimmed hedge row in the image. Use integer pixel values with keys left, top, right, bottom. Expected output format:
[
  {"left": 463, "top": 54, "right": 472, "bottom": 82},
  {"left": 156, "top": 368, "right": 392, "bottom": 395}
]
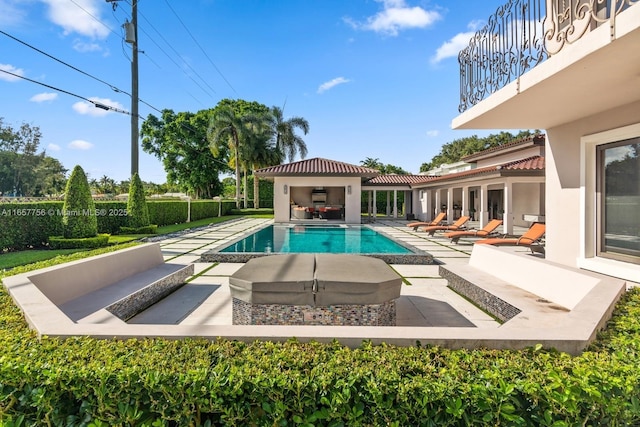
[
  {"left": 0, "top": 200, "right": 236, "bottom": 251},
  {"left": 0, "top": 280, "right": 639, "bottom": 425}
]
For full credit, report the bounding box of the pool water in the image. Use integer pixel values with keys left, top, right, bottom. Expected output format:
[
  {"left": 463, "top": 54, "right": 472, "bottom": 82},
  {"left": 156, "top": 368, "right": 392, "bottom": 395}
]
[{"left": 221, "top": 225, "right": 413, "bottom": 254}]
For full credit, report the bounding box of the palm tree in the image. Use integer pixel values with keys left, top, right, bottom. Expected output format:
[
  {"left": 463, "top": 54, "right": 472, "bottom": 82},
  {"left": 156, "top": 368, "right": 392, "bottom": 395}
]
[
  {"left": 242, "top": 129, "right": 283, "bottom": 209},
  {"left": 208, "top": 106, "right": 261, "bottom": 208},
  {"left": 267, "top": 106, "right": 309, "bottom": 162}
]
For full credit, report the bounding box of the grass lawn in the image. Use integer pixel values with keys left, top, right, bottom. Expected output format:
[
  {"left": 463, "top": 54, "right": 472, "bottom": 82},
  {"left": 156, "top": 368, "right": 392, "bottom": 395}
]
[{"left": 0, "top": 214, "right": 274, "bottom": 270}]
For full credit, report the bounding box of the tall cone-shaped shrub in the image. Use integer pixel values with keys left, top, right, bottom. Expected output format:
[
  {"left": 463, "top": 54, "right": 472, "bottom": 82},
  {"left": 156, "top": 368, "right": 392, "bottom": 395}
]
[
  {"left": 127, "top": 172, "right": 150, "bottom": 228},
  {"left": 62, "top": 165, "right": 98, "bottom": 238}
]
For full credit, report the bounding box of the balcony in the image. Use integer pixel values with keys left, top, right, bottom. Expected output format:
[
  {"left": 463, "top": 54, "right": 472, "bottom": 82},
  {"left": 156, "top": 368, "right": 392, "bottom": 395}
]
[{"left": 453, "top": 0, "right": 640, "bottom": 130}]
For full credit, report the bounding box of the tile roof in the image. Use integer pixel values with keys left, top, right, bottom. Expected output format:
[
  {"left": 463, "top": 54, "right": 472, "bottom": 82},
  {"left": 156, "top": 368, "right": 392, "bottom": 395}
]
[
  {"left": 413, "top": 156, "right": 545, "bottom": 185},
  {"left": 255, "top": 157, "right": 380, "bottom": 177},
  {"left": 364, "top": 174, "right": 437, "bottom": 185},
  {"left": 461, "top": 134, "right": 545, "bottom": 162},
  {"left": 360, "top": 156, "right": 545, "bottom": 187}
]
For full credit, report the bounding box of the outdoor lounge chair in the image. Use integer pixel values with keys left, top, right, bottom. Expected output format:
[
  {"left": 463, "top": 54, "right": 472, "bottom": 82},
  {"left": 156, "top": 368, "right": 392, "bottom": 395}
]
[
  {"left": 474, "top": 223, "right": 546, "bottom": 253},
  {"left": 420, "top": 216, "right": 470, "bottom": 236},
  {"left": 444, "top": 219, "right": 503, "bottom": 244},
  {"left": 407, "top": 212, "right": 446, "bottom": 231}
]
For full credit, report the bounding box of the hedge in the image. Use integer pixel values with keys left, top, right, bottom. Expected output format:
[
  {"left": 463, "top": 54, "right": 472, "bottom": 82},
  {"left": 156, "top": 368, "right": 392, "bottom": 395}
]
[
  {"left": 0, "top": 200, "right": 236, "bottom": 251},
  {"left": 61, "top": 165, "right": 98, "bottom": 239},
  {"left": 0, "top": 256, "right": 639, "bottom": 427}
]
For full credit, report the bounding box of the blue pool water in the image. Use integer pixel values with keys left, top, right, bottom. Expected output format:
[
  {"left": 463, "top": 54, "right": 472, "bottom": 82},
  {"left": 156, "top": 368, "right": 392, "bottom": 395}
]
[{"left": 221, "top": 225, "right": 413, "bottom": 254}]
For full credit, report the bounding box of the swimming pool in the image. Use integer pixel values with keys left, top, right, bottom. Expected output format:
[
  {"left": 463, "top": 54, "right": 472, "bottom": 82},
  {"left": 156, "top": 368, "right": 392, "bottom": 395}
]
[
  {"left": 221, "top": 224, "right": 413, "bottom": 254},
  {"left": 200, "top": 224, "right": 433, "bottom": 264}
]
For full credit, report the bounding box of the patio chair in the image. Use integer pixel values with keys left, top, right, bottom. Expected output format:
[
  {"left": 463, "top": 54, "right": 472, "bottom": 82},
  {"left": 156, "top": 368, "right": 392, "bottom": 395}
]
[
  {"left": 444, "top": 219, "right": 503, "bottom": 244},
  {"left": 419, "top": 216, "right": 470, "bottom": 236},
  {"left": 407, "top": 212, "right": 446, "bottom": 231},
  {"left": 474, "top": 223, "right": 546, "bottom": 253}
]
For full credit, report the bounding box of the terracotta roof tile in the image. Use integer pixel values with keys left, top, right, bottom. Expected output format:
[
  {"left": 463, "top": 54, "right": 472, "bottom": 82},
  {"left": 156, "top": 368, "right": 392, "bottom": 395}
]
[
  {"left": 415, "top": 156, "right": 545, "bottom": 185},
  {"left": 256, "top": 158, "right": 379, "bottom": 177},
  {"left": 362, "top": 155, "right": 545, "bottom": 188},
  {"left": 461, "top": 134, "right": 545, "bottom": 162},
  {"left": 365, "top": 174, "right": 436, "bottom": 185}
]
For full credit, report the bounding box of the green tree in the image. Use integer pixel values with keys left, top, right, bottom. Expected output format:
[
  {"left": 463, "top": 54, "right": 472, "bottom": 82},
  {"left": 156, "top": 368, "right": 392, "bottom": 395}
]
[
  {"left": 127, "top": 172, "right": 150, "bottom": 228},
  {"left": 0, "top": 119, "right": 67, "bottom": 196},
  {"left": 141, "top": 109, "right": 225, "bottom": 199},
  {"left": 98, "top": 175, "right": 117, "bottom": 195},
  {"left": 32, "top": 155, "right": 67, "bottom": 196},
  {"left": 207, "top": 100, "right": 269, "bottom": 208},
  {"left": 360, "top": 157, "right": 408, "bottom": 175},
  {"left": 266, "top": 106, "right": 309, "bottom": 162},
  {"left": 419, "top": 130, "right": 537, "bottom": 172},
  {"left": 62, "top": 165, "right": 97, "bottom": 239},
  {"left": 243, "top": 129, "right": 282, "bottom": 208}
]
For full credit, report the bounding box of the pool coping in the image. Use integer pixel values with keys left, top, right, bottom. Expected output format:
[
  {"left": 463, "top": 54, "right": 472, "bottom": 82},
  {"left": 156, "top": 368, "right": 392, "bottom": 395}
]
[{"left": 199, "top": 223, "right": 434, "bottom": 265}]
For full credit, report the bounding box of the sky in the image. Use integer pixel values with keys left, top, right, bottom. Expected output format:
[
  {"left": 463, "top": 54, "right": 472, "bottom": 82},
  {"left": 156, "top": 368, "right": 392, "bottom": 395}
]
[{"left": 1, "top": 0, "right": 509, "bottom": 184}]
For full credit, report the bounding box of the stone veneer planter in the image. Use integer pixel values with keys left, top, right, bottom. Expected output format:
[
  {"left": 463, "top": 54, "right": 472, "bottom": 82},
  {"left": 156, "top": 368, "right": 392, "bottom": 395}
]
[
  {"left": 232, "top": 299, "right": 396, "bottom": 326},
  {"left": 229, "top": 254, "right": 402, "bottom": 326}
]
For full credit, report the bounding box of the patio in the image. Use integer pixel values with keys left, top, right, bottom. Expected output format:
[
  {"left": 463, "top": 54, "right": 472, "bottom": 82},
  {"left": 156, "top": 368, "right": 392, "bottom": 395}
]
[{"left": 3, "top": 216, "right": 631, "bottom": 354}]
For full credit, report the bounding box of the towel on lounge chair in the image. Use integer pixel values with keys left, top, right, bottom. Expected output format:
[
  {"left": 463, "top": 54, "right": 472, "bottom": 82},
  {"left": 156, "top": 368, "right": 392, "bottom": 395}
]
[
  {"left": 419, "top": 216, "right": 470, "bottom": 236},
  {"left": 474, "top": 223, "right": 546, "bottom": 251},
  {"left": 444, "top": 219, "right": 503, "bottom": 244},
  {"left": 407, "top": 212, "right": 446, "bottom": 231}
]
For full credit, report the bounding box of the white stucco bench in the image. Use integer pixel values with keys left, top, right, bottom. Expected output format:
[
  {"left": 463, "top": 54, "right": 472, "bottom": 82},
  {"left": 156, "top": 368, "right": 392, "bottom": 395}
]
[{"left": 4, "top": 243, "right": 194, "bottom": 327}]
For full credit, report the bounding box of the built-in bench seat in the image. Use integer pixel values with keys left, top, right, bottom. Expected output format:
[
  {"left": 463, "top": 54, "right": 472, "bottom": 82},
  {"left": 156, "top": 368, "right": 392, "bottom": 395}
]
[
  {"left": 229, "top": 254, "right": 402, "bottom": 326},
  {"left": 18, "top": 243, "right": 193, "bottom": 323}
]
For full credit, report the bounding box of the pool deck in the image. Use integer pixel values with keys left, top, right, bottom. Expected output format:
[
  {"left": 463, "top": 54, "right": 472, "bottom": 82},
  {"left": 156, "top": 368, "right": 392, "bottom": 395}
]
[
  {"left": 138, "top": 217, "right": 497, "bottom": 328},
  {"left": 5, "top": 216, "right": 634, "bottom": 354}
]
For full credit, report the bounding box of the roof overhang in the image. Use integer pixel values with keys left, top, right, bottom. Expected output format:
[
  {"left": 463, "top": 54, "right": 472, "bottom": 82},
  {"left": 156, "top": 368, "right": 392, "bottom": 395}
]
[{"left": 452, "top": 6, "right": 640, "bottom": 130}]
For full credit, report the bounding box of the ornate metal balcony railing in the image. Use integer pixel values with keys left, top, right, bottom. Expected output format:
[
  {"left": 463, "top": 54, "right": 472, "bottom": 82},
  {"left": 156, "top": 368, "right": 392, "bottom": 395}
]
[{"left": 458, "top": 0, "right": 639, "bottom": 113}]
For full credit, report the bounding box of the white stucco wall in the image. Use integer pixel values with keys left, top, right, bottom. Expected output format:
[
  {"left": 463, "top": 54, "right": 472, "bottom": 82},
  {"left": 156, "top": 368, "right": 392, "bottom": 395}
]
[
  {"left": 273, "top": 176, "right": 362, "bottom": 224},
  {"left": 476, "top": 145, "right": 544, "bottom": 168},
  {"left": 512, "top": 182, "right": 544, "bottom": 227},
  {"left": 546, "top": 100, "right": 640, "bottom": 282}
]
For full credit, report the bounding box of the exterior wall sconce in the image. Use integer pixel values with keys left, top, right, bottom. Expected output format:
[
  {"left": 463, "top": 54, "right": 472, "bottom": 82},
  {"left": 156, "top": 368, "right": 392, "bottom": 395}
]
[
  {"left": 347, "top": 185, "right": 352, "bottom": 195},
  {"left": 283, "top": 184, "right": 288, "bottom": 194}
]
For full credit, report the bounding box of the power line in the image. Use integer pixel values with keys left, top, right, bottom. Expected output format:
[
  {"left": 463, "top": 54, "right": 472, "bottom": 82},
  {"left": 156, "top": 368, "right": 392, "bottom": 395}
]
[
  {"left": 162, "top": 0, "right": 239, "bottom": 96},
  {"left": 69, "top": 0, "right": 122, "bottom": 39},
  {"left": 70, "top": 0, "right": 223, "bottom": 107},
  {"left": 0, "top": 69, "right": 132, "bottom": 116},
  {"left": 0, "top": 29, "right": 163, "bottom": 114},
  {"left": 135, "top": 5, "right": 219, "bottom": 100}
]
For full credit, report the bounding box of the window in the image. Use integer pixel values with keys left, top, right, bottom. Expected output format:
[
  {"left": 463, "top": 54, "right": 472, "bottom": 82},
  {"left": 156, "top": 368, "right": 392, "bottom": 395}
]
[{"left": 596, "top": 137, "right": 640, "bottom": 263}]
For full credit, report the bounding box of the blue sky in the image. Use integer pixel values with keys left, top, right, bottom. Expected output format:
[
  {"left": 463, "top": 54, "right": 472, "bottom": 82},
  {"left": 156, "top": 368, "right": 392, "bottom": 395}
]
[{"left": 1, "top": 0, "right": 508, "bottom": 183}]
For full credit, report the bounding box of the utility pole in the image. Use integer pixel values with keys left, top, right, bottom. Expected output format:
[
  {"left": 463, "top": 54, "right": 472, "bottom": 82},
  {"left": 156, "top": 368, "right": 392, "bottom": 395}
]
[{"left": 106, "top": 0, "right": 139, "bottom": 177}]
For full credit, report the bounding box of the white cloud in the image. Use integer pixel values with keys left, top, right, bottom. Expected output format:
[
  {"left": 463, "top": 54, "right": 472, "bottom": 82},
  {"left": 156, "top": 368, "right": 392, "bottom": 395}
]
[
  {"left": 431, "top": 21, "right": 484, "bottom": 64},
  {"left": 426, "top": 130, "right": 439, "bottom": 138},
  {"left": 345, "top": 0, "right": 441, "bottom": 36},
  {"left": 30, "top": 92, "right": 58, "bottom": 103},
  {"left": 42, "top": 0, "right": 110, "bottom": 39},
  {"left": 0, "top": 63, "right": 24, "bottom": 82},
  {"left": 68, "top": 140, "right": 93, "bottom": 150},
  {"left": 0, "top": 0, "right": 26, "bottom": 27},
  {"left": 317, "top": 77, "right": 351, "bottom": 94},
  {"left": 73, "top": 40, "right": 103, "bottom": 53},
  {"left": 431, "top": 31, "right": 475, "bottom": 63},
  {"left": 72, "top": 97, "right": 124, "bottom": 117},
  {"left": 47, "top": 143, "right": 61, "bottom": 151}
]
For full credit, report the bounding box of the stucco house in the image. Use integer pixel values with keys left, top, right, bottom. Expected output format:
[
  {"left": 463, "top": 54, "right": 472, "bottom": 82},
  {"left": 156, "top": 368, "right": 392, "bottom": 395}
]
[
  {"left": 451, "top": 0, "right": 639, "bottom": 283},
  {"left": 255, "top": 158, "right": 379, "bottom": 224},
  {"left": 408, "top": 134, "right": 546, "bottom": 235},
  {"left": 257, "top": 133, "right": 546, "bottom": 231}
]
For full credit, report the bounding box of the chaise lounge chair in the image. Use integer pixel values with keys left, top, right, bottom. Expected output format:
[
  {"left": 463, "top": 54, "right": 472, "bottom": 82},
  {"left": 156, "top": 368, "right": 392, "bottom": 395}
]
[
  {"left": 474, "top": 223, "right": 546, "bottom": 253},
  {"left": 407, "top": 212, "right": 446, "bottom": 231},
  {"left": 444, "top": 219, "right": 503, "bottom": 244},
  {"left": 419, "top": 216, "right": 470, "bottom": 236}
]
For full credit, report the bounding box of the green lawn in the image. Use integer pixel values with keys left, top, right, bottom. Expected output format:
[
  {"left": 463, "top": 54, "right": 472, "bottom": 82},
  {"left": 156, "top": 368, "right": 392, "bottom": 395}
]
[{"left": 0, "top": 214, "right": 273, "bottom": 270}]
